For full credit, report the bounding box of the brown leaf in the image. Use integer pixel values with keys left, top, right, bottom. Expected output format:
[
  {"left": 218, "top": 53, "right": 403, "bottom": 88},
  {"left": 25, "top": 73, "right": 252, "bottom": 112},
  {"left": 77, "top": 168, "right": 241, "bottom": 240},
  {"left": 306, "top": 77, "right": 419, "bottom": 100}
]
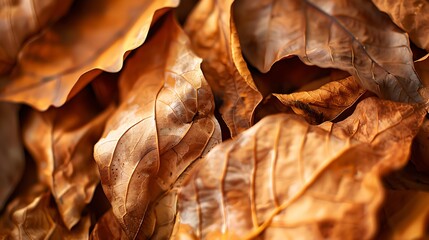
[
  {"left": 0, "top": 0, "right": 72, "bottom": 74},
  {"left": 175, "top": 97, "right": 425, "bottom": 239},
  {"left": 23, "top": 87, "right": 114, "bottom": 229},
  {"left": 0, "top": 103, "right": 25, "bottom": 210},
  {"left": 0, "top": 184, "right": 91, "bottom": 239},
  {"left": 274, "top": 76, "right": 366, "bottom": 124},
  {"left": 185, "top": 0, "right": 262, "bottom": 137},
  {"left": 371, "top": 0, "right": 429, "bottom": 51},
  {"left": 90, "top": 210, "right": 127, "bottom": 240},
  {"left": 0, "top": 0, "right": 179, "bottom": 110},
  {"left": 233, "top": 0, "right": 423, "bottom": 102},
  {"left": 94, "top": 14, "right": 221, "bottom": 239}
]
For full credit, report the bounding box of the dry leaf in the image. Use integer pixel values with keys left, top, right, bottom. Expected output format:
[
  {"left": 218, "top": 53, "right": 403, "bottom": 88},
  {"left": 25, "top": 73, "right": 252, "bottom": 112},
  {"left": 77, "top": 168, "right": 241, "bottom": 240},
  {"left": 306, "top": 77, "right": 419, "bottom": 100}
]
[
  {"left": 185, "top": 0, "right": 262, "bottom": 137},
  {"left": 0, "top": 103, "right": 24, "bottom": 210},
  {"left": 0, "top": 0, "right": 72, "bottom": 74},
  {"left": 90, "top": 210, "right": 127, "bottom": 240},
  {"left": 23, "top": 87, "right": 114, "bottom": 229},
  {"left": 274, "top": 76, "right": 366, "bottom": 124},
  {"left": 233, "top": 0, "right": 423, "bottom": 102},
  {"left": 0, "top": 184, "right": 91, "bottom": 239},
  {"left": 175, "top": 97, "right": 425, "bottom": 239},
  {"left": 94, "top": 14, "right": 221, "bottom": 239},
  {"left": 0, "top": 0, "right": 179, "bottom": 110},
  {"left": 371, "top": 0, "right": 429, "bottom": 51}
]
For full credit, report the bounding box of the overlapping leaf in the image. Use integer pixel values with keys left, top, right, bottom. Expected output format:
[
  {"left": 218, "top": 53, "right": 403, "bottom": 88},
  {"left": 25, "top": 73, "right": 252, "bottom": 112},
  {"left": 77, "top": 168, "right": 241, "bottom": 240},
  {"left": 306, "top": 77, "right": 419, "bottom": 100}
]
[
  {"left": 90, "top": 210, "right": 126, "bottom": 240},
  {"left": 0, "top": 184, "right": 90, "bottom": 239},
  {"left": 185, "top": 0, "right": 262, "bottom": 137},
  {"left": 94, "top": 14, "right": 221, "bottom": 239},
  {"left": 0, "top": 0, "right": 72, "bottom": 74},
  {"left": 23, "top": 87, "right": 114, "bottom": 229},
  {"left": 233, "top": 0, "right": 423, "bottom": 102},
  {"left": 274, "top": 76, "right": 366, "bottom": 124},
  {"left": 0, "top": 0, "right": 179, "bottom": 110},
  {"left": 0, "top": 103, "right": 24, "bottom": 210},
  {"left": 371, "top": 0, "right": 429, "bottom": 51},
  {"left": 175, "top": 97, "right": 426, "bottom": 239}
]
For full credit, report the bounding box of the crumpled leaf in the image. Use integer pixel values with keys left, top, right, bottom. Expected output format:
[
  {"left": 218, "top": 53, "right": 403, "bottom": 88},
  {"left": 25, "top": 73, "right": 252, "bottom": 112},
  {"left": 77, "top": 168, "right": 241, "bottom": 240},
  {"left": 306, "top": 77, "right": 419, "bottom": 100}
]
[
  {"left": 0, "top": 103, "right": 25, "bottom": 210},
  {"left": 0, "top": 0, "right": 179, "bottom": 110},
  {"left": 274, "top": 76, "right": 366, "bottom": 124},
  {"left": 0, "top": 0, "right": 72, "bottom": 74},
  {"left": 175, "top": 97, "right": 426, "bottom": 239},
  {"left": 90, "top": 210, "right": 126, "bottom": 240},
  {"left": 185, "top": 0, "right": 262, "bottom": 137},
  {"left": 0, "top": 184, "right": 91, "bottom": 239},
  {"left": 94, "top": 14, "right": 221, "bottom": 239},
  {"left": 371, "top": 0, "right": 429, "bottom": 51},
  {"left": 23, "top": 87, "right": 114, "bottom": 229},
  {"left": 233, "top": 0, "right": 423, "bottom": 102}
]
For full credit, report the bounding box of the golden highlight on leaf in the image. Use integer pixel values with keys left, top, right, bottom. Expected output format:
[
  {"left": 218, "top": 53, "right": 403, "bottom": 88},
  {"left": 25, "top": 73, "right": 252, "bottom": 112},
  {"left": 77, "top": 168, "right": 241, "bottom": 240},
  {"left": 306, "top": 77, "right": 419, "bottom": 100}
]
[
  {"left": 23, "top": 87, "right": 114, "bottom": 229},
  {"left": 0, "top": 0, "right": 179, "bottom": 110},
  {"left": 274, "top": 76, "right": 366, "bottom": 124},
  {"left": 176, "top": 97, "right": 426, "bottom": 239},
  {"left": 94, "top": 14, "right": 221, "bottom": 239},
  {"left": 185, "top": 0, "right": 262, "bottom": 137},
  {"left": 233, "top": 0, "right": 423, "bottom": 102}
]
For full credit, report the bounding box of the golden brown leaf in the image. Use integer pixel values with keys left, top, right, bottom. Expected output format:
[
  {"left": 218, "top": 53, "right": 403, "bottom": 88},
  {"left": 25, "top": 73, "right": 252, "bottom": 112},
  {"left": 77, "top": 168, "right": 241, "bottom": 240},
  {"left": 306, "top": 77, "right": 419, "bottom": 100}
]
[
  {"left": 371, "top": 0, "right": 429, "bottom": 51},
  {"left": 233, "top": 0, "right": 423, "bottom": 102},
  {"left": 0, "top": 0, "right": 179, "bottom": 110},
  {"left": 176, "top": 97, "right": 425, "bottom": 239},
  {"left": 185, "top": 0, "right": 262, "bottom": 137},
  {"left": 274, "top": 76, "right": 366, "bottom": 124},
  {"left": 90, "top": 210, "right": 126, "bottom": 240},
  {"left": 23, "top": 87, "right": 114, "bottom": 229},
  {"left": 94, "top": 14, "right": 221, "bottom": 239},
  {"left": 0, "top": 0, "right": 72, "bottom": 74},
  {"left": 0, "top": 184, "right": 91, "bottom": 239},
  {"left": 0, "top": 103, "right": 24, "bottom": 210}
]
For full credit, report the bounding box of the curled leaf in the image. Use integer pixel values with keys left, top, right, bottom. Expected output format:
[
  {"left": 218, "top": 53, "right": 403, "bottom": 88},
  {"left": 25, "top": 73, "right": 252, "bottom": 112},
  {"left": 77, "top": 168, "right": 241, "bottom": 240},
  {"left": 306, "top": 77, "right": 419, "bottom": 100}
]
[
  {"left": 23, "top": 87, "right": 114, "bottom": 229},
  {"left": 274, "top": 76, "right": 366, "bottom": 124},
  {"left": 176, "top": 97, "right": 425, "bottom": 239},
  {"left": 0, "top": 103, "right": 25, "bottom": 210},
  {"left": 0, "top": 0, "right": 72, "bottom": 73},
  {"left": 233, "top": 0, "right": 423, "bottom": 102},
  {"left": 94, "top": 14, "right": 221, "bottom": 239},
  {"left": 0, "top": 184, "right": 91, "bottom": 239},
  {"left": 185, "top": 0, "right": 262, "bottom": 137},
  {"left": 371, "top": 0, "right": 429, "bottom": 51},
  {"left": 0, "top": 0, "right": 179, "bottom": 110}
]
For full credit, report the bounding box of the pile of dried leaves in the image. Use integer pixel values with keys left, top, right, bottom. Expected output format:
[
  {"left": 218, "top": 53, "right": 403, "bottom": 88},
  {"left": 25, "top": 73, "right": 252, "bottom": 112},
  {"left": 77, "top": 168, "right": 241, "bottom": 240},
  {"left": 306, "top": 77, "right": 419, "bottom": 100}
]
[{"left": 1, "top": 0, "right": 429, "bottom": 239}]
